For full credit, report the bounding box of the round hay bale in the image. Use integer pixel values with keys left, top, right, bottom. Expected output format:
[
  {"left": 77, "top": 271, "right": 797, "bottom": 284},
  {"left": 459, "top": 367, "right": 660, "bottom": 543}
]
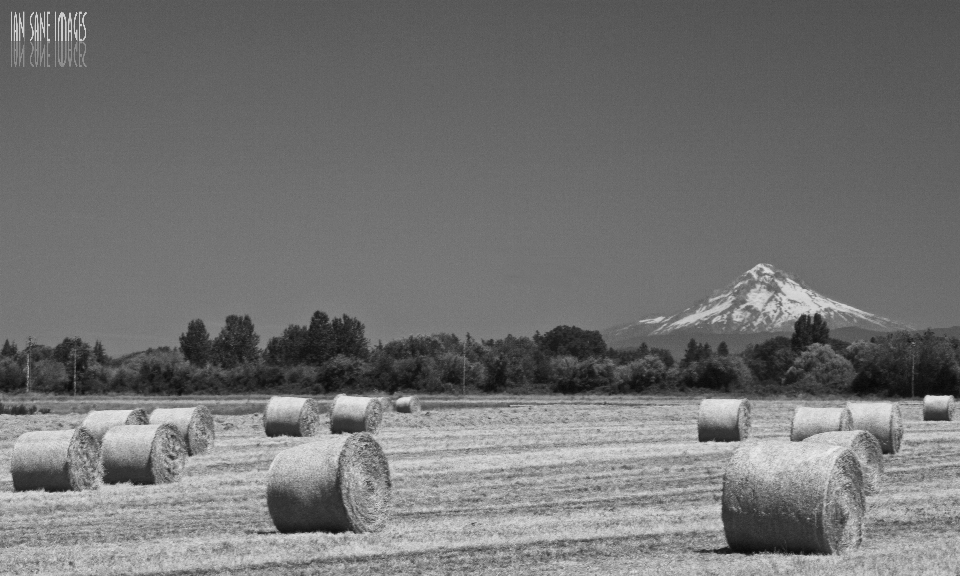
[
  {"left": 263, "top": 396, "right": 323, "bottom": 437},
  {"left": 803, "top": 431, "right": 883, "bottom": 495},
  {"left": 267, "top": 432, "right": 391, "bottom": 533},
  {"left": 101, "top": 424, "right": 187, "bottom": 485},
  {"left": 847, "top": 402, "right": 903, "bottom": 454},
  {"left": 923, "top": 395, "right": 955, "bottom": 422},
  {"left": 330, "top": 395, "right": 383, "bottom": 434},
  {"left": 148, "top": 406, "right": 215, "bottom": 456},
  {"left": 790, "top": 406, "right": 852, "bottom": 441},
  {"left": 80, "top": 408, "right": 149, "bottom": 441},
  {"left": 722, "top": 441, "right": 865, "bottom": 554},
  {"left": 11, "top": 428, "right": 102, "bottom": 492},
  {"left": 395, "top": 396, "right": 422, "bottom": 414},
  {"left": 378, "top": 396, "right": 394, "bottom": 411},
  {"left": 697, "top": 398, "right": 750, "bottom": 442}
]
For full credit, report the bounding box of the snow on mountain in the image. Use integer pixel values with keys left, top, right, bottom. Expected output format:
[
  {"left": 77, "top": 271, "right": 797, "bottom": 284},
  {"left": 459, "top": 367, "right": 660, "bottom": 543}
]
[{"left": 607, "top": 264, "right": 909, "bottom": 341}]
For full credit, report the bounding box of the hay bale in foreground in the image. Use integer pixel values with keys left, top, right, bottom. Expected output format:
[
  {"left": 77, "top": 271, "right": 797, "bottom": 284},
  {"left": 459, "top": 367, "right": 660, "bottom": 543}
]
[
  {"left": 790, "top": 406, "right": 852, "bottom": 442},
  {"left": 923, "top": 395, "right": 955, "bottom": 422},
  {"left": 847, "top": 402, "right": 903, "bottom": 454},
  {"left": 267, "top": 432, "right": 391, "bottom": 533},
  {"left": 395, "top": 396, "right": 422, "bottom": 414},
  {"left": 263, "top": 396, "right": 323, "bottom": 437},
  {"left": 330, "top": 395, "right": 383, "bottom": 434},
  {"left": 11, "top": 428, "right": 102, "bottom": 492},
  {"left": 148, "top": 406, "right": 215, "bottom": 455},
  {"left": 81, "top": 408, "right": 149, "bottom": 441},
  {"left": 101, "top": 424, "right": 186, "bottom": 485},
  {"left": 803, "top": 431, "right": 883, "bottom": 495},
  {"left": 697, "top": 398, "right": 750, "bottom": 442},
  {"left": 722, "top": 441, "right": 864, "bottom": 554}
]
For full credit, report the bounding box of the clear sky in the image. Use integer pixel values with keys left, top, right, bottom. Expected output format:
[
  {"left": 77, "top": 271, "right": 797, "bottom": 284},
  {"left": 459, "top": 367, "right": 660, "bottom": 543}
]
[{"left": 2, "top": 1, "right": 959, "bottom": 354}]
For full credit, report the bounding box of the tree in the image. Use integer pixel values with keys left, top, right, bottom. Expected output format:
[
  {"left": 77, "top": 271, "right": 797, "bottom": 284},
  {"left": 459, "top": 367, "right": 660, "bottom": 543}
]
[
  {"left": 616, "top": 355, "right": 668, "bottom": 392},
  {"left": 682, "top": 339, "right": 712, "bottom": 365},
  {"left": 717, "top": 342, "right": 729, "bottom": 356},
  {"left": 742, "top": 336, "right": 795, "bottom": 383},
  {"left": 92, "top": 340, "right": 107, "bottom": 364},
  {"left": 783, "top": 343, "right": 856, "bottom": 393},
  {"left": 53, "top": 338, "right": 91, "bottom": 380},
  {"left": 180, "top": 319, "right": 213, "bottom": 366},
  {"left": 534, "top": 325, "right": 607, "bottom": 359},
  {"left": 212, "top": 315, "right": 260, "bottom": 368},
  {"left": 264, "top": 324, "right": 309, "bottom": 366},
  {"left": 304, "top": 311, "right": 334, "bottom": 365},
  {"left": 332, "top": 314, "right": 369, "bottom": 359},
  {"left": 792, "top": 313, "right": 830, "bottom": 351},
  {"left": 1, "top": 340, "right": 18, "bottom": 358},
  {"left": 851, "top": 330, "right": 960, "bottom": 397}
]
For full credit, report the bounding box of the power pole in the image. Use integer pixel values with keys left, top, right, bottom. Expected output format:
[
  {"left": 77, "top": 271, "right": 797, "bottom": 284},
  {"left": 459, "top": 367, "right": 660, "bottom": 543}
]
[
  {"left": 462, "top": 335, "right": 467, "bottom": 396},
  {"left": 910, "top": 340, "right": 916, "bottom": 399},
  {"left": 25, "top": 336, "right": 33, "bottom": 393},
  {"left": 72, "top": 338, "right": 78, "bottom": 396}
]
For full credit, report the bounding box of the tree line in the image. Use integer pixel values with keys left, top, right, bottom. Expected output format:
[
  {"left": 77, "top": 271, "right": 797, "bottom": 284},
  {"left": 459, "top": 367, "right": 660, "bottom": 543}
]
[{"left": 1, "top": 312, "right": 958, "bottom": 397}]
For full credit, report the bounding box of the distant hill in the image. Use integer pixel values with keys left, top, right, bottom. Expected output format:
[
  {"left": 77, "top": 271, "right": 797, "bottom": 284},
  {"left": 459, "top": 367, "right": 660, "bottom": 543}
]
[{"left": 611, "top": 325, "right": 959, "bottom": 358}]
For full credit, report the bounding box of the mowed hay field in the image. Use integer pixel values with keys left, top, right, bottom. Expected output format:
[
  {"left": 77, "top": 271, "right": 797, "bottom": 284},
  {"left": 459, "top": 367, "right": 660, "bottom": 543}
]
[{"left": 2, "top": 397, "right": 960, "bottom": 575}]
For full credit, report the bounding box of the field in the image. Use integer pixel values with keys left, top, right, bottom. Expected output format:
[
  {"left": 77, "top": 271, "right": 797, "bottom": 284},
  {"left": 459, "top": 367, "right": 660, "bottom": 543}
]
[{"left": 2, "top": 395, "right": 960, "bottom": 575}]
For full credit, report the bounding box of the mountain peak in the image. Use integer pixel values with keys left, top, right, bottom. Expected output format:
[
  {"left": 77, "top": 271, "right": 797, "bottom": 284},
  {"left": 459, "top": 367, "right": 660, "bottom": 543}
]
[{"left": 605, "top": 264, "right": 910, "bottom": 342}]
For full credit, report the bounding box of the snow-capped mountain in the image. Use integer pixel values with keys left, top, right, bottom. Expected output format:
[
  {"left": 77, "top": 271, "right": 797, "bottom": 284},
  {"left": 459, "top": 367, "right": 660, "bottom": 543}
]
[{"left": 606, "top": 264, "right": 909, "bottom": 343}]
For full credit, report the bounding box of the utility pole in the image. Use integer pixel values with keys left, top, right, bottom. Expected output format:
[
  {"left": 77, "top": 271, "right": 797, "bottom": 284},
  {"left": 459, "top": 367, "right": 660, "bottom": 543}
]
[
  {"left": 910, "top": 339, "right": 916, "bottom": 399},
  {"left": 72, "top": 338, "right": 79, "bottom": 396},
  {"left": 25, "top": 336, "right": 33, "bottom": 394},
  {"left": 462, "top": 335, "right": 467, "bottom": 396}
]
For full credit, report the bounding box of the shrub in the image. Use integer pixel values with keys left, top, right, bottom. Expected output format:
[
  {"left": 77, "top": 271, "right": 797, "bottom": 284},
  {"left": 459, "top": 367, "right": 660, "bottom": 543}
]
[
  {"left": 32, "top": 359, "right": 68, "bottom": 392},
  {"left": 0, "top": 358, "right": 25, "bottom": 392},
  {"left": 316, "top": 355, "right": 368, "bottom": 394},
  {"left": 783, "top": 344, "right": 856, "bottom": 394},
  {"left": 614, "top": 355, "right": 668, "bottom": 392},
  {"left": 554, "top": 358, "right": 617, "bottom": 394}
]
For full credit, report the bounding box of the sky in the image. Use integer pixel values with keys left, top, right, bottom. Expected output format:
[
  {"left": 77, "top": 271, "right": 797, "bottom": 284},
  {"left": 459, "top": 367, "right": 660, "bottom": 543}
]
[{"left": 2, "top": 1, "right": 959, "bottom": 355}]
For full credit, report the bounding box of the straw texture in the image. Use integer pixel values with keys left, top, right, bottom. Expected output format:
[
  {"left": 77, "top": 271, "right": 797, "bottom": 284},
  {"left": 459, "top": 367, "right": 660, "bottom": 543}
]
[
  {"left": 923, "top": 395, "right": 955, "bottom": 422},
  {"left": 378, "top": 397, "right": 394, "bottom": 411},
  {"left": 101, "top": 424, "right": 187, "bottom": 484},
  {"left": 263, "top": 396, "right": 323, "bottom": 437},
  {"left": 697, "top": 399, "right": 751, "bottom": 442},
  {"left": 804, "top": 431, "right": 883, "bottom": 495},
  {"left": 149, "top": 406, "right": 215, "bottom": 455},
  {"left": 11, "top": 428, "right": 103, "bottom": 492},
  {"left": 395, "top": 396, "right": 422, "bottom": 414},
  {"left": 267, "top": 432, "right": 391, "bottom": 533},
  {"left": 722, "top": 441, "right": 865, "bottom": 554},
  {"left": 330, "top": 395, "right": 383, "bottom": 434},
  {"left": 790, "top": 406, "right": 853, "bottom": 441},
  {"left": 847, "top": 402, "right": 903, "bottom": 454},
  {"left": 81, "top": 408, "right": 149, "bottom": 441}
]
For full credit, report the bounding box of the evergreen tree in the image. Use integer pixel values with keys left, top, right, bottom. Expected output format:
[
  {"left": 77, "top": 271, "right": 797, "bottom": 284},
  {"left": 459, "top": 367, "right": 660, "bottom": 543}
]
[
  {"left": 212, "top": 315, "right": 260, "bottom": 368},
  {"left": 792, "top": 314, "right": 813, "bottom": 351},
  {"left": 0, "top": 340, "right": 18, "bottom": 358},
  {"left": 717, "top": 341, "right": 729, "bottom": 356},
  {"left": 792, "top": 313, "right": 830, "bottom": 351},
  {"left": 701, "top": 342, "right": 713, "bottom": 359},
  {"left": 683, "top": 338, "right": 700, "bottom": 365},
  {"left": 180, "top": 319, "right": 213, "bottom": 366},
  {"left": 811, "top": 313, "right": 830, "bottom": 345},
  {"left": 92, "top": 340, "right": 107, "bottom": 364}
]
